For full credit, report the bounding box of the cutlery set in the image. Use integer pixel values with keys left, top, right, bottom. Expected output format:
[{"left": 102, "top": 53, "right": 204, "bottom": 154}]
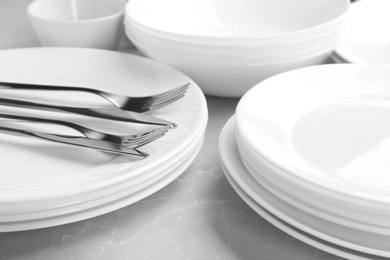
[{"left": 0, "top": 81, "right": 189, "bottom": 157}]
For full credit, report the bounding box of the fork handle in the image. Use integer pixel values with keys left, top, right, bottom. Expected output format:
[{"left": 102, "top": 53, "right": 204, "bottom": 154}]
[{"left": 0, "top": 81, "right": 102, "bottom": 94}]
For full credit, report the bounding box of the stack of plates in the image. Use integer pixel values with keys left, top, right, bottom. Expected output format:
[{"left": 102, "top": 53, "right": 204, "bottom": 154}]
[
  {"left": 220, "top": 64, "right": 390, "bottom": 259},
  {"left": 0, "top": 48, "right": 208, "bottom": 232},
  {"left": 124, "top": 0, "right": 350, "bottom": 97},
  {"left": 332, "top": 0, "right": 390, "bottom": 65}
]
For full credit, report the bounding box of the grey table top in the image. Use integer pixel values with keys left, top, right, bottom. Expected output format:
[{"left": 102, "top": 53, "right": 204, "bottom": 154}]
[{"left": 0, "top": 1, "right": 344, "bottom": 259}]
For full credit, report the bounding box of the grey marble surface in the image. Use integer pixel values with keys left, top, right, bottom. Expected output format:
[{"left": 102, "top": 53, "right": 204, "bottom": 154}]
[{"left": 0, "top": 1, "right": 345, "bottom": 259}]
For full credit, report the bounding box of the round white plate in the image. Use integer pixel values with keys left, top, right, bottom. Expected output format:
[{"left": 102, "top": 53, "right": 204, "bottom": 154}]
[
  {"left": 0, "top": 48, "right": 207, "bottom": 215},
  {"left": 236, "top": 64, "right": 390, "bottom": 214},
  {"left": 334, "top": 0, "right": 390, "bottom": 65},
  {"left": 0, "top": 124, "right": 205, "bottom": 223},
  {"left": 236, "top": 136, "right": 390, "bottom": 255},
  {"left": 0, "top": 135, "right": 204, "bottom": 232},
  {"left": 236, "top": 130, "right": 390, "bottom": 235},
  {"left": 219, "top": 116, "right": 390, "bottom": 260}
]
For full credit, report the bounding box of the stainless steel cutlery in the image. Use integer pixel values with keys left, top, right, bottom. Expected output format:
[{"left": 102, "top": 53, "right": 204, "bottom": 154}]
[
  {"left": 0, "top": 82, "right": 189, "bottom": 156},
  {"left": 0, "top": 121, "right": 148, "bottom": 157},
  {"left": 0, "top": 81, "right": 190, "bottom": 113}
]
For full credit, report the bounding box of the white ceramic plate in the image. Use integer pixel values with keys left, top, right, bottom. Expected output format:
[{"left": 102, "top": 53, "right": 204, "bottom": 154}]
[
  {"left": 236, "top": 64, "right": 390, "bottom": 216},
  {"left": 0, "top": 48, "right": 207, "bottom": 216},
  {"left": 236, "top": 136, "right": 390, "bottom": 255},
  {"left": 334, "top": 0, "right": 390, "bottom": 65},
  {"left": 219, "top": 116, "right": 390, "bottom": 259},
  {"left": 236, "top": 131, "right": 390, "bottom": 234},
  {"left": 0, "top": 123, "right": 205, "bottom": 223},
  {"left": 0, "top": 134, "right": 204, "bottom": 232},
  {"left": 0, "top": 106, "right": 207, "bottom": 222}
]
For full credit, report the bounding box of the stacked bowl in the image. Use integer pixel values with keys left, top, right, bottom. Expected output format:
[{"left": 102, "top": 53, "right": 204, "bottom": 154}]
[
  {"left": 220, "top": 64, "right": 390, "bottom": 259},
  {"left": 124, "top": 0, "right": 350, "bottom": 97}
]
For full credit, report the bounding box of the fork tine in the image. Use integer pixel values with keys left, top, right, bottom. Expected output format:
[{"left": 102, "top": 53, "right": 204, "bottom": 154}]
[
  {"left": 150, "top": 92, "right": 186, "bottom": 106},
  {"left": 141, "top": 84, "right": 189, "bottom": 106},
  {"left": 134, "top": 123, "right": 175, "bottom": 140},
  {"left": 152, "top": 87, "right": 188, "bottom": 104},
  {"left": 137, "top": 88, "right": 188, "bottom": 112},
  {"left": 120, "top": 83, "right": 189, "bottom": 112},
  {"left": 128, "top": 131, "right": 168, "bottom": 148},
  {"left": 125, "top": 128, "right": 168, "bottom": 147},
  {"left": 152, "top": 83, "right": 190, "bottom": 100},
  {"left": 137, "top": 95, "right": 184, "bottom": 112},
  {"left": 126, "top": 127, "right": 172, "bottom": 147},
  {"left": 124, "top": 123, "right": 175, "bottom": 146},
  {"left": 143, "top": 94, "right": 186, "bottom": 112}
]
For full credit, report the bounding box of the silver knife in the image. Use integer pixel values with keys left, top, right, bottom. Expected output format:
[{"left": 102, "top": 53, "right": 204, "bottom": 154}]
[{"left": 0, "top": 123, "right": 148, "bottom": 157}]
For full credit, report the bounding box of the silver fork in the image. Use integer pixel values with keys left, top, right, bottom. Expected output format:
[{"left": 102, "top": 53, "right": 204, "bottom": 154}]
[
  {"left": 0, "top": 97, "right": 173, "bottom": 126},
  {"left": 0, "top": 121, "right": 148, "bottom": 157},
  {"left": 0, "top": 113, "right": 176, "bottom": 148},
  {"left": 0, "top": 81, "right": 190, "bottom": 113}
]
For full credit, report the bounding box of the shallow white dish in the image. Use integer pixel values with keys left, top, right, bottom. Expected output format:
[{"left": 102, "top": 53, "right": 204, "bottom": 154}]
[
  {"left": 334, "top": 0, "right": 390, "bottom": 65},
  {"left": 0, "top": 48, "right": 207, "bottom": 222},
  {"left": 219, "top": 116, "right": 390, "bottom": 259},
  {"left": 236, "top": 131, "right": 390, "bottom": 235},
  {"left": 236, "top": 64, "right": 390, "bottom": 217},
  {"left": 0, "top": 125, "right": 205, "bottom": 223},
  {"left": 236, "top": 136, "right": 390, "bottom": 254}
]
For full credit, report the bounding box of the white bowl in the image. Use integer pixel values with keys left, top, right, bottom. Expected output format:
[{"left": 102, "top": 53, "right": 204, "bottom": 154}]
[
  {"left": 126, "top": 26, "right": 340, "bottom": 64},
  {"left": 125, "top": 17, "right": 344, "bottom": 57},
  {"left": 126, "top": 0, "right": 349, "bottom": 45},
  {"left": 132, "top": 38, "right": 333, "bottom": 97}
]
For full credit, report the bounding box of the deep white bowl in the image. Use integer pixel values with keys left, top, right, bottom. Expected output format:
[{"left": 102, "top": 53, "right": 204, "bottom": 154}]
[
  {"left": 126, "top": 0, "right": 349, "bottom": 45},
  {"left": 125, "top": 17, "right": 344, "bottom": 57},
  {"left": 131, "top": 37, "right": 333, "bottom": 97},
  {"left": 126, "top": 26, "right": 340, "bottom": 64}
]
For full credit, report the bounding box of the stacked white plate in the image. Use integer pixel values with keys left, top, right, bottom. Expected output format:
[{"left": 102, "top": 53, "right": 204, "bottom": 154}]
[
  {"left": 332, "top": 0, "right": 390, "bottom": 65},
  {"left": 0, "top": 47, "right": 208, "bottom": 232},
  {"left": 124, "top": 0, "right": 350, "bottom": 97},
  {"left": 220, "top": 64, "right": 390, "bottom": 259}
]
